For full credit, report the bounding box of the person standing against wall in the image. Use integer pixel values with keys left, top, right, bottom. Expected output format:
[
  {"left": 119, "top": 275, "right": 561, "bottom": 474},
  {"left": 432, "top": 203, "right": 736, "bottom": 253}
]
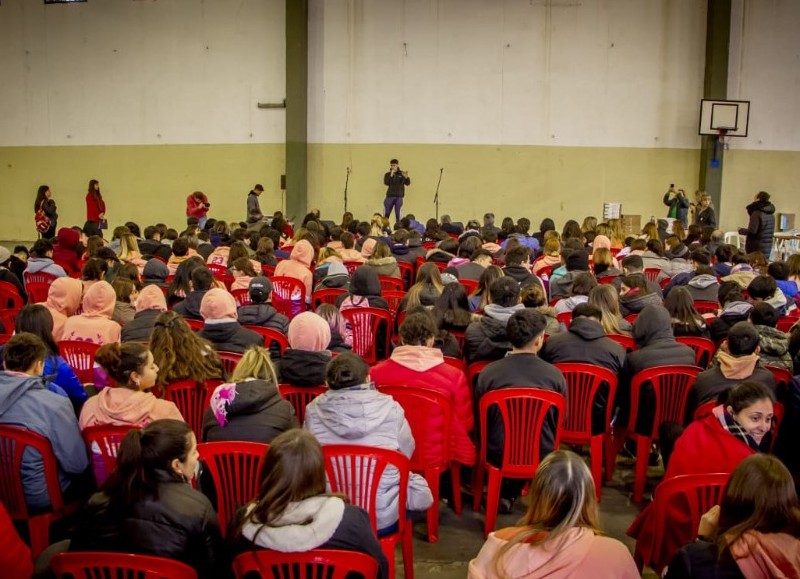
[
  {"left": 85, "top": 179, "right": 107, "bottom": 232},
  {"left": 383, "top": 158, "right": 410, "bottom": 223},
  {"left": 663, "top": 185, "right": 689, "bottom": 228},
  {"left": 186, "top": 191, "right": 210, "bottom": 229},
  {"left": 693, "top": 192, "right": 717, "bottom": 228},
  {"left": 247, "top": 184, "right": 264, "bottom": 224},
  {"left": 34, "top": 184, "right": 58, "bottom": 239},
  {"left": 739, "top": 191, "right": 776, "bottom": 258}
]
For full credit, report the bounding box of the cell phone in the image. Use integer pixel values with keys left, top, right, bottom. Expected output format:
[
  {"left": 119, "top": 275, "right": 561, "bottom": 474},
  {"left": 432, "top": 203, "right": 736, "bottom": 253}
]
[{"left": 670, "top": 183, "right": 675, "bottom": 188}]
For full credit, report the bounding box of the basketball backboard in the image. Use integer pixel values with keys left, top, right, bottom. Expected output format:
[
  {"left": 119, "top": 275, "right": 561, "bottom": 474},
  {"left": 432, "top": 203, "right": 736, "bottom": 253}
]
[{"left": 699, "top": 99, "right": 750, "bottom": 137}]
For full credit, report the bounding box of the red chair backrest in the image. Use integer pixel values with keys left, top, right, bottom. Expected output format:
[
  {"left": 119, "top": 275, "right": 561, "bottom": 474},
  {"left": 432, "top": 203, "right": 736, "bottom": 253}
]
[
  {"left": 197, "top": 441, "right": 269, "bottom": 538},
  {"left": 693, "top": 301, "right": 720, "bottom": 315},
  {"left": 422, "top": 241, "right": 437, "bottom": 250},
  {"left": 261, "top": 264, "right": 276, "bottom": 277},
  {"left": 231, "top": 288, "right": 251, "bottom": 307},
  {"left": 644, "top": 268, "right": 661, "bottom": 282},
  {"left": 556, "top": 311, "right": 572, "bottom": 328},
  {"left": 206, "top": 263, "right": 228, "bottom": 277},
  {"left": 553, "top": 363, "right": 618, "bottom": 441},
  {"left": 232, "top": 549, "right": 378, "bottom": 579},
  {"left": 243, "top": 325, "right": 289, "bottom": 355},
  {"left": 765, "top": 365, "right": 794, "bottom": 394},
  {"left": 57, "top": 340, "right": 101, "bottom": 384},
  {"left": 181, "top": 317, "right": 205, "bottom": 332},
  {"left": 776, "top": 316, "right": 799, "bottom": 333},
  {"left": 459, "top": 279, "right": 479, "bottom": 295},
  {"left": 163, "top": 379, "right": 213, "bottom": 439},
  {"left": 312, "top": 287, "right": 347, "bottom": 308},
  {"left": 217, "top": 351, "right": 244, "bottom": 380},
  {"left": 322, "top": 444, "right": 409, "bottom": 533},
  {"left": 466, "top": 360, "right": 492, "bottom": 389},
  {"left": 278, "top": 384, "right": 327, "bottom": 425},
  {"left": 378, "top": 276, "right": 404, "bottom": 292},
  {"left": 443, "top": 356, "right": 466, "bottom": 372},
  {"left": 675, "top": 336, "right": 716, "bottom": 368},
  {"left": 81, "top": 424, "right": 136, "bottom": 485},
  {"left": 0, "top": 281, "right": 24, "bottom": 310},
  {"left": 342, "top": 261, "right": 362, "bottom": 276},
  {"left": 0, "top": 425, "right": 65, "bottom": 520},
  {"left": 340, "top": 307, "right": 392, "bottom": 365},
  {"left": 377, "top": 385, "right": 453, "bottom": 470},
  {"left": 0, "top": 308, "right": 20, "bottom": 334},
  {"left": 271, "top": 276, "right": 307, "bottom": 319},
  {"left": 624, "top": 313, "right": 639, "bottom": 324},
  {"left": 382, "top": 290, "right": 406, "bottom": 325},
  {"left": 397, "top": 261, "right": 415, "bottom": 290},
  {"left": 607, "top": 333, "right": 636, "bottom": 352},
  {"left": 478, "top": 388, "right": 566, "bottom": 477},
  {"left": 51, "top": 552, "right": 198, "bottom": 579},
  {"left": 629, "top": 365, "right": 703, "bottom": 438}
]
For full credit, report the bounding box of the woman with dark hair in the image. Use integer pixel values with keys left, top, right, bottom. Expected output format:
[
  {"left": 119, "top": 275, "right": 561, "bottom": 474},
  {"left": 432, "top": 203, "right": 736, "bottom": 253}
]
[
  {"left": 34, "top": 184, "right": 58, "bottom": 239},
  {"left": 469, "top": 265, "right": 504, "bottom": 313},
  {"left": 667, "top": 454, "right": 800, "bottom": 578},
  {"left": 397, "top": 262, "right": 444, "bottom": 315},
  {"left": 664, "top": 286, "right": 709, "bottom": 337},
  {"left": 498, "top": 217, "right": 515, "bottom": 241},
  {"left": 432, "top": 282, "right": 474, "bottom": 334},
  {"left": 232, "top": 429, "right": 388, "bottom": 578},
  {"left": 14, "top": 304, "right": 87, "bottom": 409},
  {"left": 562, "top": 219, "right": 583, "bottom": 242},
  {"left": 618, "top": 274, "right": 663, "bottom": 316},
  {"left": 424, "top": 218, "right": 442, "bottom": 241},
  {"left": 167, "top": 255, "right": 205, "bottom": 306},
  {"left": 85, "top": 179, "right": 106, "bottom": 230},
  {"left": 70, "top": 420, "right": 225, "bottom": 578}
]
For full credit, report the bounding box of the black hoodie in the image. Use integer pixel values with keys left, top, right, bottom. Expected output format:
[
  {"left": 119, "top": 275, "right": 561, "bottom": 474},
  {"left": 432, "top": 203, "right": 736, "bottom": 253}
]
[
  {"left": 740, "top": 200, "right": 776, "bottom": 256},
  {"left": 172, "top": 290, "right": 208, "bottom": 320},
  {"left": 335, "top": 267, "right": 388, "bottom": 310},
  {"left": 277, "top": 349, "right": 332, "bottom": 387}
]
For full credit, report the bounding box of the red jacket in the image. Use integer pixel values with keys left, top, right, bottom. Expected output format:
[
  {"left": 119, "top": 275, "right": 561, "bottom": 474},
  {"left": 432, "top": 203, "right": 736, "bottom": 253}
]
[
  {"left": 85, "top": 192, "right": 106, "bottom": 222},
  {"left": 186, "top": 193, "right": 209, "bottom": 219},
  {"left": 0, "top": 502, "right": 33, "bottom": 578},
  {"left": 370, "top": 345, "right": 476, "bottom": 466},
  {"left": 52, "top": 227, "right": 82, "bottom": 276},
  {"left": 628, "top": 408, "right": 756, "bottom": 571}
]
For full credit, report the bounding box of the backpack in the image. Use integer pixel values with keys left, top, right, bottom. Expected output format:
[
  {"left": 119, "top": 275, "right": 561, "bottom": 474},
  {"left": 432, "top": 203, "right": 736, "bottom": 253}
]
[{"left": 35, "top": 201, "right": 51, "bottom": 234}]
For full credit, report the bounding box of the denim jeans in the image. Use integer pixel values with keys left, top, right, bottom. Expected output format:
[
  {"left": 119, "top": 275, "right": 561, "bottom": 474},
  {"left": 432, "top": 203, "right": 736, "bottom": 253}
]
[{"left": 383, "top": 196, "right": 403, "bottom": 221}]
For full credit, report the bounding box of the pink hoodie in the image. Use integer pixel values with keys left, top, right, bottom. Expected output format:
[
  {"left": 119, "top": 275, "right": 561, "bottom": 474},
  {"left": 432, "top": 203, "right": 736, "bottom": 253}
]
[
  {"left": 45, "top": 277, "right": 83, "bottom": 341},
  {"left": 732, "top": 531, "right": 800, "bottom": 579},
  {"left": 274, "top": 240, "right": 314, "bottom": 300},
  {"left": 469, "top": 527, "right": 638, "bottom": 579},
  {"left": 62, "top": 281, "right": 121, "bottom": 344},
  {"left": 79, "top": 387, "right": 183, "bottom": 429}
]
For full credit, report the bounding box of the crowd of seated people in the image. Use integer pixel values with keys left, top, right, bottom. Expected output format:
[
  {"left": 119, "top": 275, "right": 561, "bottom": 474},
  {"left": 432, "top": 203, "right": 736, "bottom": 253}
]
[{"left": 0, "top": 208, "right": 799, "bottom": 578}]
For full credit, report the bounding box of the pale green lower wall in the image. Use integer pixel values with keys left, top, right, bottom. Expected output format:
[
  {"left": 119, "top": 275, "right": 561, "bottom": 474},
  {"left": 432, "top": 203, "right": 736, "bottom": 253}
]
[
  {"left": 0, "top": 144, "right": 285, "bottom": 241},
  {"left": 2, "top": 143, "right": 797, "bottom": 242}
]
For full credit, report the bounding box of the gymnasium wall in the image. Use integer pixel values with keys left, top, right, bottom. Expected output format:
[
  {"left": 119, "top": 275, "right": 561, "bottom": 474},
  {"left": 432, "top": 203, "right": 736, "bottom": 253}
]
[{"left": 0, "top": 0, "right": 286, "bottom": 240}]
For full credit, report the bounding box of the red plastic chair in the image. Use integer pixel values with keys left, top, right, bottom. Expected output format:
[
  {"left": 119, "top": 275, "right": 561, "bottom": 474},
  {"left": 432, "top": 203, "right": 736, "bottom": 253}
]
[
  {"left": 693, "top": 300, "right": 720, "bottom": 315},
  {"left": 57, "top": 340, "right": 101, "bottom": 384},
  {"left": 422, "top": 241, "right": 437, "bottom": 250},
  {"left": 472, "top": 388, "right": 567, "bottom": 537},
  {"left": 553, "top": 363, "right": 618, "bottom": 500},
  {"left": 81, "top": 424, "right": 136, "bottom": 486},
  {"left": 311, "top": 287, "right": 347, "bottom": 308},
  {"left": 278, "top": 384, "right": 327, "bottom": 425},
  {"left": 0, "top": 281, "right": 24, "bottom": 309},
  {"left": 449, "top": 329, "right": 466, "bottom": 353},
  {"left": 51, "top": 552, "right": 197, "bottom": 579},
  {"left": 466, "top": 360, "right": 491, "bottom": 390},
  {"left": 0, "top": 425, "right": 77, "bottom": 557},
  {"left": 197, "top": 441, "right": 269, "bottom": 537},
  {"left": 378, "top": 385, "right": 462, "bottom": 543},
  {"left": 443, "top": 356, "right": 466, "bottom": 372},
  {"left": 206, "top": 263, "right": 228, "bottom": 277},
  {"left": 163, "top": 379, "right": 214, "bottom": 440},
  {"left": 231, "top": 288, "right": 251, "bottom": 307},
  {"left": 607, "top": 333, "right": 636, "bottom": 352},
  {"left": 776, "top": 316, "right": 799, "bottom": 333},
  {"left": 243, "top": 325, "right": 289, "bottom": 355},
  {"left": 644, "top": 268, "right": 661, "bottom": 282},
  {"left": 623, "top": 365, "right": 703, "bottom": 502},
  {"left": 378, "top": 276, "right": 404, "bottom": 292},
  {"left": 261, "top": 263, "right": 276, "bottom": 277},
  {"left": 232, "top": 549, "right": 378, "bottom": 579},
  {"left": 624, "top": 313, "right": 639, "bottom": 324},
  {"left": 183, "top": 318, "right": 205, "bottom": 332},
  {"left": 397, "top": 260, "right": 415, "bottom": 290},
  {"left": 271, "top": 276, "right": 307, "bottom": 319},
  {"left": 633, "top": 473, "right": 730, "bottom": 574},
  {"left": 383, "top": 289, "right": 406, "bottom": 322},
  {"left": 218, "top": 351, "right": 244, "bottom": 379},
  {"left": 765, "top": 365, "right": 794, "bottom": 394},
  {"left": 341, "top": 307, "right": 392, "bottom": 365},
  {"left": 660, "top": 277, "right": 672, "bottom": 289},
  {"left": 675, "top": 336, "right": 716, "bottom": 368},
  {"left": 556, "top": 311, "right": 572, "bottom": 328},
  {"left": 0, "top": 307, "right": 20, "bottom": 334},
  {"left": 322, "top": 445, "right": 413, "bottom": 579},
  {"left": 459, "top": 279, "right": 478, "bottom": 295},
  {"left": 342, "top": 261, "right": 362, "bottom": 276}
]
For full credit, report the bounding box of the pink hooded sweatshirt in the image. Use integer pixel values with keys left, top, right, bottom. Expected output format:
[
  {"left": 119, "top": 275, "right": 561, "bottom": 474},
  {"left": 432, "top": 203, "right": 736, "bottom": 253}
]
[
  {"left": 45, "top": 277, "right": 84, "bottom": 341},
  {"left": 79, "top": 387, "right": 183, "bottom": 430},
  {"left": 731, "top": 531, "right": 800, "bottom": 579},
  {"left": 274, "top": 240, "right": 314, "bottom": 301},
  {"left": 62, "top": 281, "right": 121, "bottom": 344},
  {"left": 469, "top": 527, "right": 638, "bottom": 579}
]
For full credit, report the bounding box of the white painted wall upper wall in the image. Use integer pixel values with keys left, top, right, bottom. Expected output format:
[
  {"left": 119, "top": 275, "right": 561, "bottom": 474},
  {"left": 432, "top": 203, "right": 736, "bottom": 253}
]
[
  {"left": 309, "top": 0, "right": 708, "bottom": 148},
  {"left": 0, "top": 0, "right": 285, "bottom": 146},
  {"left": 727, "top": 0, "right": 800, "bottom": 152}
]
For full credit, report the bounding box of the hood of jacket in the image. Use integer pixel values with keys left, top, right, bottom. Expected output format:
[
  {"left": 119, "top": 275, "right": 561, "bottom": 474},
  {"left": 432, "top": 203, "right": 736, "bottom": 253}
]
[
  {"left": 484, "top": 303, "right": 525, "bottom": 324},
  {"left": 87, "top": 388, "right": 162, "bottom": 426},
  {"left": 745, "top": 200, "right": 776, "bottom": 216},
  {"left": 240, "top": 496, "right": 345, "bottom": 552},
  {"left": 633, "top": 304, "right": 676, "bottom": 347},
  {"left": 731, "top": 531, "right": 800, "bottom": 578},
  {"left": 56, "top": 227, "right": 80, "bottom": 250},
  {"left": 688, "top": 273, "right": 719, "bottom": 290},
  {"left": 290, "top": 240, "right": 314, "bottom": 267},
  {"left": 237, "top": 303, "right": 283, "bottom": 326},
  {"left": 0, "top": 373, "right": 44, "bottom": 418},
  {"left": 722, "top": 300, "right": 754, "bottom": 317},
  {"left": 390, "top": 345, "right": 444, "bottom": 372},
  {"left": 620, "top": 289, "right": 663, "bottom": 312},
  {"left": 25, "top": 257, "right": 58, "bottom": 274},
  {"left": 350, "top": 266, "right": 381, "bottom": 297},
  {"left": 390, "top": 243, "right": 409, "bottom": 256},
  {"left": 366, "top": 256, "right": 397, "bottom": 268},
  {"left": 214, "top": 379, "right": 282, "bottom": 422},
  {"left": 716, "top": 350, "right": 760, "bottom": 380},
  {"left": 755, "top": 325, "right": 790, "bottom": 358},
  {"left": 279, "top": 349, "right": 330, "bottom": 386},
  {"left": 568, "top": 316, "right": 608, "bottom": 341},
  {"left": 135, "top": 284, "right": 168, "bottom": 313},
  {"left": 311, "top": 386, "right": 396, "bottom": 439},
  {"left": 46, "top": 277, "right": 83, "bottom": 316},
  {"left": 765, "top": 290, "right": 788, "bottom": 312},
  {"left": 81, "top": 280, "right": 116, "bottom": 318}
]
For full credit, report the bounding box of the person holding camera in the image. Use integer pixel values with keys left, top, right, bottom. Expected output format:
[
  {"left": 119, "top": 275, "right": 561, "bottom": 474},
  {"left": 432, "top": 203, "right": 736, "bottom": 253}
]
[
  {"left": 383, "top": 158, "right": 410, "bottom": 222},
  {"left": 185, "top": 191, "right": 210, "bottom": 229},
  {"left": 663, "top": 184, "right": 690, "bottom": 228}
]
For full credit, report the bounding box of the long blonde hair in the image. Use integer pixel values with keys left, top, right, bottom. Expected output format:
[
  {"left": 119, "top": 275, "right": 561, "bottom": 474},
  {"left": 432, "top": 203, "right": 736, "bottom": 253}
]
[
  {"left": 117, "top": 234, "right": 141, "bottom": 261},
  {"left": 231, "top": 346, "right": 278, "bottom": 385},
  {"left": 492, "top": 451, "right": 601, "bottom": 575},
  {"left": 588, "top": 285, "right": 625, "bottom": 335}
]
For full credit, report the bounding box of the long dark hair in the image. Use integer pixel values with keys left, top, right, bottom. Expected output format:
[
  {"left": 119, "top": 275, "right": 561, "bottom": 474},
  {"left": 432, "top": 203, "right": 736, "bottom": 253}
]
[
  {"left": 34, "top": 185, "right": 49, "bottom": 211},
  {"left": 167, "top": 256, "right": 205, "bottom": 302},
  {"left": 432, "top": 283, "right": 472, "bottom": 329},
  {"left": 103, "top": 419, "right": 193, "bottom": 512},
  {"left": 88, "top": 179, "right": 102, "bottom": 201},
  {"left": 664, "top": 286, "right": 704, "bottom": 331},
  {"left": 14, "top": 304, "right": 59, "bottom": 357}
]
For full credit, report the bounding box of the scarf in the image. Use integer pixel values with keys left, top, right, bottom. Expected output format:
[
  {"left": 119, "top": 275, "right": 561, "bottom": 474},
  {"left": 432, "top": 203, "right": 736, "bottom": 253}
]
[{"left": 712, "top": 405, "right": 766, "bottom": 452}]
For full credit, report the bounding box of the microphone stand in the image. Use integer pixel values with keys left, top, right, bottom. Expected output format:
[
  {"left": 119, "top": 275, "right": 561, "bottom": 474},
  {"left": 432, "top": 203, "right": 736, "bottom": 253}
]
[
  {"left": 343, "top": 167, "right": 350, "bottom": 213},
  {"left": 433, "top": 168, "right": 444, "bottom": 221}
]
